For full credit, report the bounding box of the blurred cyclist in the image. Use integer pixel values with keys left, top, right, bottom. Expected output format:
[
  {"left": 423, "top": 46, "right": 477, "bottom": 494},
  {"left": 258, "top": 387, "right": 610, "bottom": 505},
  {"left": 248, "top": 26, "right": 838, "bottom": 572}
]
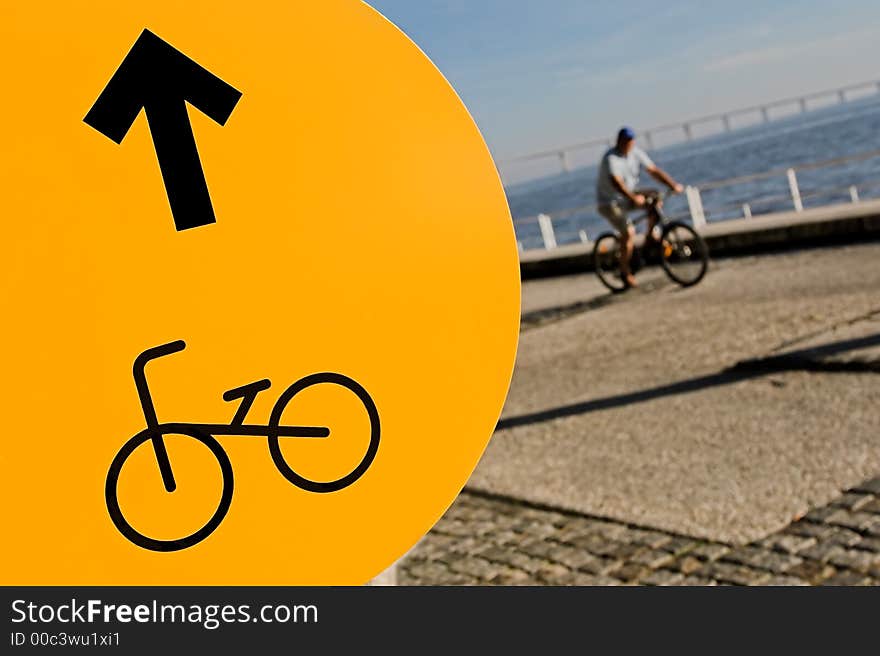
[{"left": 596, "top": 127, "right": 683, "bottom": 288}]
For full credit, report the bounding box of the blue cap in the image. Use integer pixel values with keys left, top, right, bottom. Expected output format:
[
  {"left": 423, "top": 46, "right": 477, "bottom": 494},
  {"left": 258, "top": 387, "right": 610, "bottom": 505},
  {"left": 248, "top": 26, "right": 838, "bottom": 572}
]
[{"left": 618, "top": 126, "right": 636, "bottom": 142}]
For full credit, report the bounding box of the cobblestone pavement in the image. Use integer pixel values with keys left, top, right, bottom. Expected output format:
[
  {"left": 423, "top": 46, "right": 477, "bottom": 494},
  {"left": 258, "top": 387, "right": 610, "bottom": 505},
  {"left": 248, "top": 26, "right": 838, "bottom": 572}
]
[{"left": 400, "top": 475, "right": 880, "bottom": 586}]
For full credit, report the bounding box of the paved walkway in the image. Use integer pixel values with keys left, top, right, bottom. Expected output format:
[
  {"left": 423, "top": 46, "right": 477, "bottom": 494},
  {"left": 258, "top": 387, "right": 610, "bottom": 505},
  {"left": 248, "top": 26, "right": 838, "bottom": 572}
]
[
  {"left": 478, "top": 244, "right": 880, "bottom": 543},
  {"left": 403, "top": 243, "right": 880, "bottom": 584}
]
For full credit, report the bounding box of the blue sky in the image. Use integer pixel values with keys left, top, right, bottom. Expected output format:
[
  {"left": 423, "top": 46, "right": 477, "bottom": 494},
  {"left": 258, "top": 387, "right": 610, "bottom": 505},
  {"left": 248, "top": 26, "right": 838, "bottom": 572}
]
[{"left": 366, "top": 1, "right": 880, "bottom": 167}]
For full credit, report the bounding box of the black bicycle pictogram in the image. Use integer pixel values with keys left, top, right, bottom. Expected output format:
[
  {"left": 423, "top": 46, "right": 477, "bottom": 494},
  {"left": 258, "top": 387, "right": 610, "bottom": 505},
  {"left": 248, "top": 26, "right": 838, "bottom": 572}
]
[{"left": 105, "top": 340, "right": 380, "bottom": 552}]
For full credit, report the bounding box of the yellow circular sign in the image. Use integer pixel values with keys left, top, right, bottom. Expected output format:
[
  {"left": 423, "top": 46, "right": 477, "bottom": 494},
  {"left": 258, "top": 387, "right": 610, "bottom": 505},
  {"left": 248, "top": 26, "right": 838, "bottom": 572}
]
[{"left": 1, "top": 2, "right": 519, "bottom": 583}]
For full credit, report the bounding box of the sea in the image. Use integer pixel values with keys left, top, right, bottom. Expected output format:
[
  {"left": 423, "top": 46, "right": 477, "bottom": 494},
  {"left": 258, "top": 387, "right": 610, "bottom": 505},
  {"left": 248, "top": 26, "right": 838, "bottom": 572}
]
[{"left": 505, "top": 93, "right": 880, "bottom": 250}]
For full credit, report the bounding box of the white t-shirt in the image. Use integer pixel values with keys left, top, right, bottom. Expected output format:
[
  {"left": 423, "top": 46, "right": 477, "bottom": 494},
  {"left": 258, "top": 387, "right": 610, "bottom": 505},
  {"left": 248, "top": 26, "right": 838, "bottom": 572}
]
[{"left": 596, "top": 146, "right": 654, "bottom": 206}]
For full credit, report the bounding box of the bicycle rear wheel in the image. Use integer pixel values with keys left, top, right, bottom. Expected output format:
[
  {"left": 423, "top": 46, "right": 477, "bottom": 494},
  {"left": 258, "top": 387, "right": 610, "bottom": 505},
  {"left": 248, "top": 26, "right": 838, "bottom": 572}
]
[
  {"left": 660, "top": 221, "right": 709, "bottom": 287},
  {"left": 592, "top": 232, "right": 627, "bottom": 293}
]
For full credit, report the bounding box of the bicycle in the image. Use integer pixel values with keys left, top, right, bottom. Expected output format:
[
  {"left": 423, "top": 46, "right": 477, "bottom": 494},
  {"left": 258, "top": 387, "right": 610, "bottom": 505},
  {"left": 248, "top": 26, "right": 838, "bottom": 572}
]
[
  {"left": 105, "top": 340, "right": 380, "bottom": 553},
  {"left": 592, "top": 190, "right": 709, "bottom": 293}
]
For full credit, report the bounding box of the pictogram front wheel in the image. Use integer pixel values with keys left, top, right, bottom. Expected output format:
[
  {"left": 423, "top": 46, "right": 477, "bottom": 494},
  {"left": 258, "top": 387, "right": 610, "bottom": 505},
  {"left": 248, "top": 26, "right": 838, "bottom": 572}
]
[
  {"left": 105, "top": 427, "right": 234, "bottom": 552},
  {"left": 267, "top": 373, "right": 380, "bottom": 493}
]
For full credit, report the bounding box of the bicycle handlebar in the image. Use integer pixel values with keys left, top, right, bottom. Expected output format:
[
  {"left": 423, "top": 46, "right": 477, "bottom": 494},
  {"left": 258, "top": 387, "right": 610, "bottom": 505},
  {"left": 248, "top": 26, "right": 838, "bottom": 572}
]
[
  {"left": 133, "top": 340, "right": 186, "bottom": 432},
  {"left": 645, "top": 188, "right": 680, "bottom": 204},
  {"left": 133, "top": 340, "right": 186, "bottom": 377}
]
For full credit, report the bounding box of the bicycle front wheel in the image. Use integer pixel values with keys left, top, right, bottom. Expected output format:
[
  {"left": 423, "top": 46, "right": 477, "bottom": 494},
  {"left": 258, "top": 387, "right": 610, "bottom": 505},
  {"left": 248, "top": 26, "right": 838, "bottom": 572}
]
[
  {"left": 660, "top": 221, "right": 709, "bottom": 287},
  {"left": 592, "top": 232, "right": 627, "bottom": 293},
  {"left": 268, "top": 373, "right": 380, "bottom": 493}
]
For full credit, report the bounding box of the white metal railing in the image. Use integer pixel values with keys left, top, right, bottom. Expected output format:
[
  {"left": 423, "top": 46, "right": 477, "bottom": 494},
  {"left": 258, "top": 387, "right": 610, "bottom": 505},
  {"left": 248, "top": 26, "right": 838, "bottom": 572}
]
[
  {"left": 685, "top": 185, "right": 706, "bottom": 227},
  {"left": 537, "top": 213, "right": 557, "bottom": 249},
  {"left": 514, "top": 148, "right": 880, "bottom": 252},
  {"left": 500, "top": 79, "right": 880, "bottom": 181},
  {"left": 787, "top": 168, "right": 804, "bottom": 212}
]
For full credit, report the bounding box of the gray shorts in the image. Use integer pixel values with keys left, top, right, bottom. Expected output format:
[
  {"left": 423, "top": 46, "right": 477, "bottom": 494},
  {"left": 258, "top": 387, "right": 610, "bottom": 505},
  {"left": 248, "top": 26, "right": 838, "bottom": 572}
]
[
  {"left": 597, "top": 202, "right": 632, "bottom": 233},
  {"left": 597, "top": 189, "right": 659, "bottom": 233}
]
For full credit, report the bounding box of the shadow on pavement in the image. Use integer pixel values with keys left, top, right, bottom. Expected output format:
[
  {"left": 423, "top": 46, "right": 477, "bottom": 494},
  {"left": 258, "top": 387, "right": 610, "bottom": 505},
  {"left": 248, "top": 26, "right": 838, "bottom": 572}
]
[
  {"left": 497, "top": 332, "right": 880, "bottom": 431},
  {"left": 521, "top": 278, "right": 672, "bottom": 331}
]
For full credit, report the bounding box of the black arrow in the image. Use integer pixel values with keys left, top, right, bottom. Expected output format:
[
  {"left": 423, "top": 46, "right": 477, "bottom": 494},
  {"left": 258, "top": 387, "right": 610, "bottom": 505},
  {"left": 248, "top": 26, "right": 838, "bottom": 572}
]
[{"left": 84, "top": 29, "right": 242, "bottom": 232}]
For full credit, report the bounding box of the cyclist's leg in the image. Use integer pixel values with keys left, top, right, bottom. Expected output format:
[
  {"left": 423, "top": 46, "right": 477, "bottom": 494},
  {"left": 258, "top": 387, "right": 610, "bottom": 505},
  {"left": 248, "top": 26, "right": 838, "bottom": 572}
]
[
  {"left": 619, "top": 224, "right": 637, "bottom": 285},
  {"left": 636, "top": 188, "right": 661, "bottom": 237},
  {"left": 598, "top": 203, "right": 636, "bottom": 284}
]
